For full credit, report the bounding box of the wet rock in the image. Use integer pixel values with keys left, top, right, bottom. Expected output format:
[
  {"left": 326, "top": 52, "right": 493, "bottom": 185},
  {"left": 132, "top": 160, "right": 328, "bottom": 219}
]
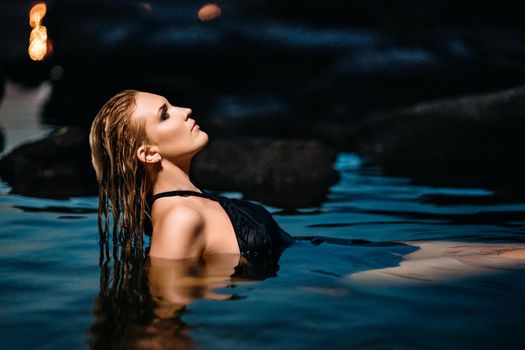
[
  {"left": 291, "top": 46, "right": 447, "bottom": 123},
  {"left": 357, "top": 84, "right": 525, "bottom": 190},
  {"left": 291, "top": 24, "right": 525, "bottom": 127},
  {"left": 0, "top": 127, "right": 339, "bottom": 207},
  {"left": 0, "top": 127, "right": 97, "bottom": 198},
  {"left": 0, "top": 124, "right": 4, "bottom": 153},
  {"left": 0, "top": 64, "right": 4, "bottom": 104},
  {"left": 336, "top": 47, "right": 443, "bottom": 78},
  {"left": 230, "top": 20, "right": 385, "bottom": 53},
  {"left": 0, "top": 64, "right": 4, "bottom": 153},
  {"left": 205, "top": 95, "right": 300, "bottom": 139},
  {"left": 4, "top": 57, "right": 53, "bottom": 89},
  {"left": 192, "top": 137, "right": 340, "bottom": 208},
  {"left": 232, "top": 0, "right": 523, "bottom": 29}
]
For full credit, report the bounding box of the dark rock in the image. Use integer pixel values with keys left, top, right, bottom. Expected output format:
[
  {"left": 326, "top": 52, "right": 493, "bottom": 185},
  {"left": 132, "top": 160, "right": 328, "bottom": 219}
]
[
  {"left": 0, "top": 127, "right": 97, "bottom": 198},
  {"left": 231, "top": 0, "right": 523, "bottom": 29},
  {"left": 4, "top": 0, "right": 525, "bottom": 150},
  {"left": 335, "top": 47, "right": 443, "bottom": 78},
  {"left": 192, "top": 137, "right": 340, "bottom": 208},
  {"left": 4, "top": 56, "right": 53, "bottom": 89},
  {"left": 0, "top": 127, "right": 339, "bottom": 207},
  {"left": 0, "top": 124, "right": 4, "bottom": 153},
  {"left": 356, "top": 84, "right": 525, "bottom": 191},
  {"left": 0, "top": 63, "right": 4, "bottom": 104},
  {"left": 8, "top": 1, "right": 521, "bottom": 131},
  {"left": 228, "top": 20, "right": 386, "bottom": 53},
  {"left": 205, "top": 95, "right": 299, "bottom": 139}
]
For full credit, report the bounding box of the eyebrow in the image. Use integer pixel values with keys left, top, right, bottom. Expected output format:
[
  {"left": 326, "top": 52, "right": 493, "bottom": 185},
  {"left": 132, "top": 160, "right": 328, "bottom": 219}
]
[{"left": 157, "top": 103, "right": 168, "bottom": 119}]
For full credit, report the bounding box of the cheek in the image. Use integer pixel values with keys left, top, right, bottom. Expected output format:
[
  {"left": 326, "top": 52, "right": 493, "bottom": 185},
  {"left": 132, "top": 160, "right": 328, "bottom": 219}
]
[{"left": 156, "top": 123, "right": 190, "bottom": 148}]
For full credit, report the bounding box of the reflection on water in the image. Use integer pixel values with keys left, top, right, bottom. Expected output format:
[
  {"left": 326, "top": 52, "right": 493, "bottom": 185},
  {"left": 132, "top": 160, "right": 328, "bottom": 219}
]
[
  {"left": 89, "top": 252, "right": 286, "bottom": 350},
  {"left": 347, "top": 240, "right": 525, "bottom": 284},
  {"left": 84, "top": 239, "right": 525, "bottom": 350}
]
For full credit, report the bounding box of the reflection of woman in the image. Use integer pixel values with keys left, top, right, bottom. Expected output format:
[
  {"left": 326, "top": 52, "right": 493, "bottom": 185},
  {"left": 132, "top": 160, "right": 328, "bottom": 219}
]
[
  {"left": 89, "top": 90, "right": 295, "bottom": 260},
  {"left": 89, "top": 251, "right": 281, "bottom": 349},
  {"left": 148, "top": 254, "right": 242, "bottom": 307}
]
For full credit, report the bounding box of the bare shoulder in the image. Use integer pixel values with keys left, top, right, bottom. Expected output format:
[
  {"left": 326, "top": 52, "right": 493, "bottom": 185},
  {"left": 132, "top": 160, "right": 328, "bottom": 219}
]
[
  {"left": 150, "top": 204, "right": 205, "bottom": 259},
  {"left": 159, "top": 204, "right": 204, "bottom": 229}
]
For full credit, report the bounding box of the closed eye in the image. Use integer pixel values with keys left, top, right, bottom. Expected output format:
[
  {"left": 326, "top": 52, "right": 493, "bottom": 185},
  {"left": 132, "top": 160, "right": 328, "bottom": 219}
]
[{"left": 160, "top": 105, "right": 169, "bottom": 121}]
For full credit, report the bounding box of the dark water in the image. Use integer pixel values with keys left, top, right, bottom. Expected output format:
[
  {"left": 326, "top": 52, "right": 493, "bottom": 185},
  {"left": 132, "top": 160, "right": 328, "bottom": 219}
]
[{"left": 1, "top": 153, "right": 525, "bottom": 350}]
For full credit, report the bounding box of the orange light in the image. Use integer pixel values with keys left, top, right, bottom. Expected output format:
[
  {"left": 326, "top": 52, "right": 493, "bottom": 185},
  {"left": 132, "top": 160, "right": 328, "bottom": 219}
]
[
  {"left": 198, "top": 3, "right": 221, "bottom": 21},
  {"left": 29, "top": 3, "right": 47, "bottom": 28},
  {"left": 29, "top": 26, "right": 48, "bottom": 61},
  {"left": 28, "top": 3, "right": 49, "bottom": 61}
]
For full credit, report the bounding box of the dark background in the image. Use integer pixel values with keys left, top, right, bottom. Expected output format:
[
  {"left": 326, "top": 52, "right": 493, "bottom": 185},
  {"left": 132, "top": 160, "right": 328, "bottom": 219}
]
[{"left": 1, "top": 0, "right": 525, "bottom": 202}]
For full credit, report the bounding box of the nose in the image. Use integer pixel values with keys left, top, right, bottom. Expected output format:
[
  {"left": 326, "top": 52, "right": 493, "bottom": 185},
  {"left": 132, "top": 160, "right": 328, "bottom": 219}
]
[{"left": 185, "top": 109, "right": 192, "bottom": 120}]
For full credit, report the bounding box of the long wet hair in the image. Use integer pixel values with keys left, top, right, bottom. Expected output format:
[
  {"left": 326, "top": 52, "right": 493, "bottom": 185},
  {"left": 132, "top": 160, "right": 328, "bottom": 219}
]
[
  {"left": 89, "top": 89, "right": 150, "bottom": 258},
  {"left": 89, "top": 255, "right": 195, "bottom": 350}
]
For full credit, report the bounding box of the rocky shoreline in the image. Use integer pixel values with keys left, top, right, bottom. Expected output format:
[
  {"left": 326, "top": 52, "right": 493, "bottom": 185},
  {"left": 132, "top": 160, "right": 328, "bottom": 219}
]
[{"left": 1, "top": 81, "right": 524, "bottom": 204}]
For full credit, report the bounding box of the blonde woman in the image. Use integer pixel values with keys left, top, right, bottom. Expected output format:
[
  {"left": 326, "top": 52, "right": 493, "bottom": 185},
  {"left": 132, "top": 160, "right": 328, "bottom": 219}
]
[{"left": 89, "top": 90, "right": 295, "bottom": 260}]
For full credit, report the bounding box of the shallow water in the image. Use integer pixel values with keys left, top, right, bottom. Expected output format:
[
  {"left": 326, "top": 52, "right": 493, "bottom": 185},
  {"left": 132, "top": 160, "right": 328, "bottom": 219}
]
[{"left": 1, "top": 153, "right": 525, "bottom": 350}]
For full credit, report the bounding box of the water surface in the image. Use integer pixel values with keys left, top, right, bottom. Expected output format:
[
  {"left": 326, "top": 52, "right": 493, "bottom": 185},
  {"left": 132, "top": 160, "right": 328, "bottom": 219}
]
[{"left": 1, "top": 153, "right": 525, "bottom": 349}]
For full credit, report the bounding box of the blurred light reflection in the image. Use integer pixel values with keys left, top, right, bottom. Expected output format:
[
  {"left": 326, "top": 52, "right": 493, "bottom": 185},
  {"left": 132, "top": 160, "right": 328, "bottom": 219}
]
[
  {"left": 139, "top": 2, "right": 152, "bottom": 13},
  {"left": 28, "top": 2, "right": 49, "bottom": 61},
  {"left": 198, "top": 3, "right": 221, "bottom": 21},
  {"left": 29, "top": 3, "right": 46, "bottom": 27}
]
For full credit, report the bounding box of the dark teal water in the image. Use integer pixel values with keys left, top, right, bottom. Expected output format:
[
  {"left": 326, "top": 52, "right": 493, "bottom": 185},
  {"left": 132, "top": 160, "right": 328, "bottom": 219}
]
[{"left": 1, "top": 153, "right": 525, "bottom": 350}]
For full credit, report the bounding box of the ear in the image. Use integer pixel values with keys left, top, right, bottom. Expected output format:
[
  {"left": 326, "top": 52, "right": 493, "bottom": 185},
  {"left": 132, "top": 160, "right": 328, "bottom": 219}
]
[{"left": 136, "top": 145, "right": 162, "bottom": 164}]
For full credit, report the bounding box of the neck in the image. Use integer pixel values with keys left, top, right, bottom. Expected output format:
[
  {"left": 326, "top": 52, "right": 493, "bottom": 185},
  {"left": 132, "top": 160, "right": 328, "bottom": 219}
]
[{"left": 149, "top": 157, "right": 201, "bottom": 195}]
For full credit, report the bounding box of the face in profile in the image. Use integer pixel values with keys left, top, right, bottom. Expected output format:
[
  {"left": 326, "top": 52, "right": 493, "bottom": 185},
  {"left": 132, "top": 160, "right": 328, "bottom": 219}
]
[{"left": 132, "top": 92, "right": 209, "bottom": 162}]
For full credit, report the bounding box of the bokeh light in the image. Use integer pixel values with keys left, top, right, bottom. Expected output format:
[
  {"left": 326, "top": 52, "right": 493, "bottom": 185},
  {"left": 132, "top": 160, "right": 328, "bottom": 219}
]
[
  {"left": 28, "top": 2, "right": 49, "bottom": 61},
  {"left": 198, "top": 3, "right": 221, "bottom": 21}
]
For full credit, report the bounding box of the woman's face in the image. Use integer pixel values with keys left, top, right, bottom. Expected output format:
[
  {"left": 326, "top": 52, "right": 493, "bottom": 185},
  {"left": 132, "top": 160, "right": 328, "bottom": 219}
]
[{"left": 132, "top": 92, "right": 208, "bottom": 162}]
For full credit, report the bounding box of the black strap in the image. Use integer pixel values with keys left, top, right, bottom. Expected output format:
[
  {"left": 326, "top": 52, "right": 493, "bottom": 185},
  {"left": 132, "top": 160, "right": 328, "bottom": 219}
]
[{"left": 148, "top": 190, "right": 214, "bottom": 205}]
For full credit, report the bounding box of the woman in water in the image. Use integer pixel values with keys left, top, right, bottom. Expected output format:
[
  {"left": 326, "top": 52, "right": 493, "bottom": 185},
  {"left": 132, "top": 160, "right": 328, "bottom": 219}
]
[
  {"left": 88, "top": 89, "right": 525, "bottom": 348},
  {"left": 90, "top": 89, "right": 525, "bottom": 265},
  {"left": 89, "top": 89, "right": 295, "bottom": 261}
]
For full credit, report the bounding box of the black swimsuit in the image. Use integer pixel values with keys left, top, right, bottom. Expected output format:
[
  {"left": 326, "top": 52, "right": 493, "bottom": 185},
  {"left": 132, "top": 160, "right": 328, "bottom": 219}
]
[
  {"left": 147, "top": 190, "right": 296, "bottom": 260},
  {"left": 147, "top": 190, "right": 410, "bottom": 266}
]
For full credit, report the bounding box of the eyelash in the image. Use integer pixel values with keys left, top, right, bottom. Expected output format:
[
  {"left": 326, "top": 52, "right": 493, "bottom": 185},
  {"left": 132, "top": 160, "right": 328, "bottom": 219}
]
[{"left": 160, "top": 109, "right": 169, "bottom": 121}]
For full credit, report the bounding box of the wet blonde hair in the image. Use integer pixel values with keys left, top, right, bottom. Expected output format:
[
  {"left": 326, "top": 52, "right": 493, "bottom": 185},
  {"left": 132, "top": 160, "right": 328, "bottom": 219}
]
[{"left": 89, "top": 89, "right": 150, "bottom": 258}]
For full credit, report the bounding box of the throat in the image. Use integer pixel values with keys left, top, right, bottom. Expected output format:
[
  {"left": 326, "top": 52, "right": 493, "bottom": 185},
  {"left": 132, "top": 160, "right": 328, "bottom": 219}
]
[{"left": 150, "top": 160, "right": 201, "bottom": 195}]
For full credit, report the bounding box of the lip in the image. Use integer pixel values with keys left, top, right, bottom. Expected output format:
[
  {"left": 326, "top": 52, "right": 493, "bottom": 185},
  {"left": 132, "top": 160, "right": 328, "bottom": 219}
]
[{"left": 191, "top": 123, "right": 199, "bottom": 132}]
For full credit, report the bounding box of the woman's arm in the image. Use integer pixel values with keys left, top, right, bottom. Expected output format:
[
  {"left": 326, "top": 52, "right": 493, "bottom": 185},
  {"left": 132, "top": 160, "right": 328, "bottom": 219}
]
[{"left": 149, "top": 205, "right": 205, "bottom": 259}]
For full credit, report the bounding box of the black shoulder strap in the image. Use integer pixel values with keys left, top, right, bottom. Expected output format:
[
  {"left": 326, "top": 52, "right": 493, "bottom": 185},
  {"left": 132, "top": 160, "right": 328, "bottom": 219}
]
[{"left": 148, "top": 190, "right": 214, "bottom": 205}]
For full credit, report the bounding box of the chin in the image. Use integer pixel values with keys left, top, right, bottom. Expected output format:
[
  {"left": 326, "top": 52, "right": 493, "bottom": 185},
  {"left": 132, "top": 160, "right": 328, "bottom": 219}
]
[
  {"left": 196, "top": 132, "right": 209, "bottom": 151},
  {"left": 200, "top": 131, "right": 209, "bottom": 143}
]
